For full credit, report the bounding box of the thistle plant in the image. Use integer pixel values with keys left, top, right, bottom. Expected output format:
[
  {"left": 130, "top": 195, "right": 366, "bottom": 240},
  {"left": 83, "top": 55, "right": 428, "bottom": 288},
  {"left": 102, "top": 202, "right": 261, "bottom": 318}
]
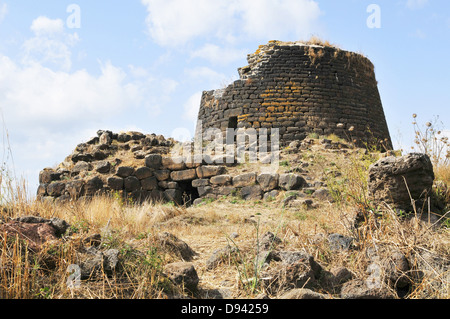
[{"left": 410, "top": 114, "right": 449, "bottom": 168}]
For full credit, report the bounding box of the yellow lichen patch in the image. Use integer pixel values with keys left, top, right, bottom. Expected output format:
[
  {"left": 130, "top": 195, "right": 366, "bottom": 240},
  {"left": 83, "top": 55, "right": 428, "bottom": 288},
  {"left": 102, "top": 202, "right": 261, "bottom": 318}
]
[{"left": 238, "top": 114, "right": 249, "bottom": 122}]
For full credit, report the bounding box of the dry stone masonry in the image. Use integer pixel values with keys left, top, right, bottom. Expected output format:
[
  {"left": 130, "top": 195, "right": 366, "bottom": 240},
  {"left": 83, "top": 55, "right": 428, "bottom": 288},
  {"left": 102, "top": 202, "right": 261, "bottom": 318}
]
[
  {"left": 197, "top": 40, "right": 393, "bottom": 149},
  {"left": 37, "top": 130, "right": 318, "bottom": 205},
  {"left": 37, "top": 41, "right": 396, "bottom": 205}
]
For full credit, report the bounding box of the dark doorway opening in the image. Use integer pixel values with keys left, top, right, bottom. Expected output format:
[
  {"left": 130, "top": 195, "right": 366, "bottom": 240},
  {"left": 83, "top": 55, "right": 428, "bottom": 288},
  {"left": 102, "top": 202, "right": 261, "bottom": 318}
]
[
  {"left": 178, "top": 181, "right": 200, "bottom": 207},
  {"left": 228, "top": 116, "right": 238, "bottom": 129}
]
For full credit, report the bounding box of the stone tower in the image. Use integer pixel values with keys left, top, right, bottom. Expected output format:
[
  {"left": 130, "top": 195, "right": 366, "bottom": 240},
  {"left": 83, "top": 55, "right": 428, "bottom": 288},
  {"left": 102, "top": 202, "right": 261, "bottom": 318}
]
[{"left": 196, "top": 40, "right": 392, "bottom": 150}]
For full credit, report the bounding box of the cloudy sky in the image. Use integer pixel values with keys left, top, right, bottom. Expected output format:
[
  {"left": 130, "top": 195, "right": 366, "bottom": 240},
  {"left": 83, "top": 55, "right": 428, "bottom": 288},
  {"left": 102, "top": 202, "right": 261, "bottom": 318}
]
[{"left": 0, "top": 0, "right": 448, "bottom": 196}]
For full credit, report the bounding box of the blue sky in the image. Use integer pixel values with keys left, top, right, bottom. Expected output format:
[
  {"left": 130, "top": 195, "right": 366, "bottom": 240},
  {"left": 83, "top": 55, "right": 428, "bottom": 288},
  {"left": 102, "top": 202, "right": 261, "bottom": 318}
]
[{"left": 0, "top": 0, "right": 448, "bottom": 197}]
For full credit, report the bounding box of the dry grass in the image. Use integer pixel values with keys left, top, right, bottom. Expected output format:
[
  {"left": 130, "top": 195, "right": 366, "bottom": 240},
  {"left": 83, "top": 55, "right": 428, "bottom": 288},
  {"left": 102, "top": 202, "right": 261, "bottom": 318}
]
[
  {"left": 0, "top": 126, "right": 448, "bottom": 299},
  {"left": 305, "top": 36, "right": 340, "bottom": 49},
  {"left": 0, "top": 174, "right": 448, "bottom": 299}
]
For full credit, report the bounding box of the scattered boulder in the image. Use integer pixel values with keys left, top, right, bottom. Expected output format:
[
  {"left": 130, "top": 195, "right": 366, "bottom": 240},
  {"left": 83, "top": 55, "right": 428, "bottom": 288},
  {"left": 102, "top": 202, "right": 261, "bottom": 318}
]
[
  {"left": 164, "top": 262, "right": 199, "bottom": 292},
  {"left": 279, "top": 174, "right": 306, "bottom": 191},
  {"left": 330, "top": 266, "right": 354, "bottom": 285},
  {"left": 157, "top": 232, "right": 197, "bottom": 261},
  {"left": 0, "top": 217, "right": 70, "bottom": 252},
  {"left": 261, "top": 259, "right": 317, "bottom": 295},
  {"left": 340, "top": 279, "right": 395, "bottom": 299},
  {"left": 366, "top": 245, "right": 411, "bottom": 291},
  {"left": 107, "top": 176, "right": 124, "bottom": 190},
  {"left": 80, "top": 247, "right": 120, "bottom": 279},
  {"left": 368, "top": 153, "right": 435, "bottom": 212},
  {"left": 206, "top": 245, "right": 239, "bottom": 270}
]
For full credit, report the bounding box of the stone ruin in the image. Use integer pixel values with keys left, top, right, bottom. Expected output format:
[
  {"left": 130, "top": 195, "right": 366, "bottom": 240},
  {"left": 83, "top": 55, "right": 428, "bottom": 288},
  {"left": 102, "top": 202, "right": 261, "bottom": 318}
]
[
  {"left": 37, "top": 41, "right": 398, "bottom": 206},
  {"left": 197, "top": 40, "right": 393, "bottom": 149},
  {"left": 37, "top": 129, "right": 319, "bottom": 206}
]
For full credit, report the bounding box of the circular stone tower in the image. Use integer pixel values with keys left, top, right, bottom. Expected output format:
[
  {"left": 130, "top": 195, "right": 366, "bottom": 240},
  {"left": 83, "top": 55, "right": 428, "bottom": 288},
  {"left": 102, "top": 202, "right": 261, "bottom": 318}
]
[{"left": 197, "top": 40, "right": 392, "bottom": 150}]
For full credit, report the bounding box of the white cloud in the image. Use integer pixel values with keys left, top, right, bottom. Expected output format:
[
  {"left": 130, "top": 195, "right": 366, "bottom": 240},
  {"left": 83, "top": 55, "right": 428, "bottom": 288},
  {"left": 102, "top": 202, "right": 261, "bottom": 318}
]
[
  {"left": 141, "top": 0, "right": 233, "bottom": 47},
  {"left": 0, "top": 14, "right": 181, "bottom": 195},
  {"left": 0, "top": 57, "right": 136, "bottom": 125},
  {"left": 30, "top": 16, "right": 65, "bottom": 35},
  {"left": 141, "top": 0, "right": 322, "bottom": 47},
  {"left": 0, "top": 2, "right": 7, "bottom": 23},
  {"left": 406, "top": 0, "right": 429, "bottom": 10},
  {"left": 183, "top": 91, "right": 202, "bottom": 124},
  {"left": 190, "top": 44, "right": 247, "bottom": 65},
  {"left": 237, "top": 0, "right": 321, "bottom": 40},
  {"left": 185, "top": 66, "right": 235, "bottom": 89},
  {"left": 22, "top": 16, "right": 79, "bottom": 71}
]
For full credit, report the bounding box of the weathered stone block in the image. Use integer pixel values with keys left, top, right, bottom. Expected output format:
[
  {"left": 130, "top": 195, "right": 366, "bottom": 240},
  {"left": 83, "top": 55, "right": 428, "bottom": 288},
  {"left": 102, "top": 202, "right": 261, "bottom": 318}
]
[
  {"left": 162, "top": 156, "right": 186, "bottom": 171},
  {"left": 65, "top": 180, "right": 85, "bottom": 198},
  {"left": 134, "top": 167, "right": 153, "bottom": 180},
  {"left": 232, "top": 172, "right": 256, "bottom": 187},
  {"left": 196, "top": 166, "right": 227, "bottom": 179},
  {"left": 368, "top": 153, "right": 434, "bottom": 212},
  {"left": 197, "top": 186, "right": 213, "bottom": 197},
  {"left": 72, "top": 161, "right": 92, "bottom": 174},
  {"left": 83, "top": 177, "right": 104, "bottom": 196},
  {"left": 124, "top": 176, "right": 141, "bottom": 192},
  {"left": 39, "top": 169, "right": 59, "bottom": 184},
  {"left": 95, "top": 161, "right": 111, "bottom": 174},
  {"left": 279, "top": 173, "right": 306, "bottom": 191},
  {"left": 192, "top": 179, "right": 210, "bottom": 187},
  {"left": 107, "top": 176, "right": 124, "bottom": 190},
  {"left": 210, "top": 175, "right": 232, "bottom": 186},
  {"left": 171, "top": 169, "right": 197, "bottom": 181},
  {"left": 47, "top": 182, "right": 66, "bottom": 197},
  {"left": 154, "top": 169, "right": 171, "bottom": 181},
  {"left": 241, "top": 185, "right": 263, "bottom": 200},
  {"left": 257, "top": 173, "right": 279, "bottom": 192},
  {"left": 145, "top": 154, "right": 162, "bottom": 169},
  {"left": 116, "top": 166, "right": 134, "bottom": 178},
  {"left": 141, "top": 176, "right": 158, "bottom": 191}
]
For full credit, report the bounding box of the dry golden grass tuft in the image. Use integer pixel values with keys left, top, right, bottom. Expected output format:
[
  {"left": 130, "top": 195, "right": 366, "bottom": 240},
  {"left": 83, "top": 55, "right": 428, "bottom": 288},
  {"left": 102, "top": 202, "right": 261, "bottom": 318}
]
[{"left": 305, "top": 36, "right": 340, "bottom": 49}]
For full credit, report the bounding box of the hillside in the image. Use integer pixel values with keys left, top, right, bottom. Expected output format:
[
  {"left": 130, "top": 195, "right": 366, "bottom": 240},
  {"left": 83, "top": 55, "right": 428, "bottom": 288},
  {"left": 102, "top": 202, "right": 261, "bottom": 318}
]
[{"left": 0, "top": 130, "right": 448, "bottom": 300}]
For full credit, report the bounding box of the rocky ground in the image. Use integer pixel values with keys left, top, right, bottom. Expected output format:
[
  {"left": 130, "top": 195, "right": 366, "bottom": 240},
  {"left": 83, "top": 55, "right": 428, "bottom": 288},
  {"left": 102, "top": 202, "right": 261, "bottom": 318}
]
[{"left": 0, "top": 132, "right": 448, "bottom": 299}]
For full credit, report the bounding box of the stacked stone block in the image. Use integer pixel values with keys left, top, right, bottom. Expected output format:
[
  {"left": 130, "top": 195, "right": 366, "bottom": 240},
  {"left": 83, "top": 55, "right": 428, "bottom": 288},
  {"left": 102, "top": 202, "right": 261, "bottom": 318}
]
[
  {"left": 37, "top": 130, "right": 317, "bottom": 205},
  {"left": 197, "top": 41, "right": 392, "bottom": 149}
]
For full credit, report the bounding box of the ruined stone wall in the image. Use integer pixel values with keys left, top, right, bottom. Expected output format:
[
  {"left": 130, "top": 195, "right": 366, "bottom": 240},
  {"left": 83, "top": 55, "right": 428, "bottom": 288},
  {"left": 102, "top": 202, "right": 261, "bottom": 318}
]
[
  {"left": 37, "top": 130, "right": 311, "bottom": 206},
  {"left": 197, "top": 41, "right": 392, "bottom": 149},
  {"left": 38, "top": 130, "right": 331, "bottom": 206}
]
